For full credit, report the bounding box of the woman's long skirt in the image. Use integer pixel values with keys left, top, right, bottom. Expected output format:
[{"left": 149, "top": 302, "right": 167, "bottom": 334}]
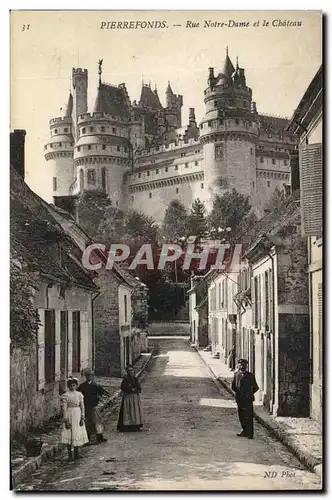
[
  {"left": 60, "top": 407, "right": 89, "bottom": 448},
  {"left": 117, "top": 393, "right": 144, "bottom": 432}
]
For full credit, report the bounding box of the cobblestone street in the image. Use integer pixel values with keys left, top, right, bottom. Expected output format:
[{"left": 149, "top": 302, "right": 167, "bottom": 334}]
[{"left": 17, "top": 337, "right": 321, "bottom": 491}]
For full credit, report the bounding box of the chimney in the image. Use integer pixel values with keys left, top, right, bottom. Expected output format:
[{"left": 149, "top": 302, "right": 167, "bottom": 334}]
[
  {"left": 189, "top": 108, "right": 196, "bottom": 125},
  {"left": 10, "top": 129, "right": 26, "bottom": 179}
]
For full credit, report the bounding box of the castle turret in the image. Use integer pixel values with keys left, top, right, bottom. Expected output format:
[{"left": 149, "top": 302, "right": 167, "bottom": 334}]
[
  {"left": 200, "top": 49, "right": 259, "bottom": 209},
  {"left": 165, "top": 81, "right": 183, "bottom": 129},
  {"left": 44, "top": 91, "right": 74, "bottom": 199}
]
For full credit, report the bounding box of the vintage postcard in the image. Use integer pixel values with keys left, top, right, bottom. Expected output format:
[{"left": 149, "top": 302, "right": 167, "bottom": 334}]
[{"left": 10, "top": 10, "right": 323, "bottom": 491}]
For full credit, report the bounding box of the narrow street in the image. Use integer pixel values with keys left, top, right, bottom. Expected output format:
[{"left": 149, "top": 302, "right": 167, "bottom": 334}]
[{"left": 18, "top": 337, "right": 320, "bottom": 491}]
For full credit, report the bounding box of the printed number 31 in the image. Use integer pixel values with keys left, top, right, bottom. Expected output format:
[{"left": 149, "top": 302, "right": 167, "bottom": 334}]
[{"left": 22, "top": 24, "right": 30, "bottom": 31}]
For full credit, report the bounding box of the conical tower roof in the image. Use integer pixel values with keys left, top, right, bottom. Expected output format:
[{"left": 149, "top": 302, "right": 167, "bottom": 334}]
[
  {"left": 166, "top": 81, "right": 173, "bottom": 94},
  {"left": 65, "top": 92, "right": 73, "bottom": 118}
]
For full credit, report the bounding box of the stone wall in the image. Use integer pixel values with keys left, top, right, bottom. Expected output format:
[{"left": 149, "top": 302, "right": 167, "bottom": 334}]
[{"left": 277, "top": 313, "right": 310, "bottom": 417}]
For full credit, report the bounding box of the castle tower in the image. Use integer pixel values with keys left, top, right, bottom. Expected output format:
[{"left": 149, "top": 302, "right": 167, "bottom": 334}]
[
  {"left": 165, "top": 81, "right": 183, "bottom": 129},
  {"left": 72, "top": 68, "right": 88, "bottom": 141},
  {"left": 200, "top": 50, "right": 259, "bottom": 209},
  {"left": 44, "top": 92, "right": 74, "bottom": 199},
  {"left": 72, "top": 66, "right": 131, "bottom": 209}
]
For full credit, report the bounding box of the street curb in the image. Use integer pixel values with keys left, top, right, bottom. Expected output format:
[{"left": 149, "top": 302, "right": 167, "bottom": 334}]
[
  {"left": 193, "top": 344, "right": 322, "bottom": 479},
  {"left": 11, "top": 351, "right": 155, "bottom": 490}
]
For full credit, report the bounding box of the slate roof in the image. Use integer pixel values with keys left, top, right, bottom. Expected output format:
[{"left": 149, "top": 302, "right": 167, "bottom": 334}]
[
  {"left": 94, "top": 83, "right": 131, "bottom": 119},
  {"left": 139, "top": 85, "right": 162, "bottom": 110},
  {"left": 258, "top": 114, "right": 291, "bottom": 133}
]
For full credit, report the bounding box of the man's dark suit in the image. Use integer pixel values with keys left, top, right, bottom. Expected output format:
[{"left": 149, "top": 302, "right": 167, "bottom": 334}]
[{"left": 232, "top": 370, "right": 259, "bottom": 438}]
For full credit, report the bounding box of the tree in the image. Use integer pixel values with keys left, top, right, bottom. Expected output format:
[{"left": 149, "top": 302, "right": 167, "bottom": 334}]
[
  {"left": 76, "top": 191, "right": 113, "bottom": 240},
  {"left": 10, "top": 261, "right": 40, "bottom": 349},
  {"left": 162, "top": 200, "right": 189, "bottom": 241},
  {"left": 188, "top": 198, "right": 208, "bottom": 243},
  {"left": 97, "top": 206, "right": 125, "bottom": 245},
  {"left": 208, "top": 188, "right": 251, "bottom": 240},
  {"left": 124, "top": 210, "right": 159, "bottom": 244}
]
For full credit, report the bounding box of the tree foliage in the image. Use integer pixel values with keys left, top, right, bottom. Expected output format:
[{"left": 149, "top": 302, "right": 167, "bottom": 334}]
[
  {"left": 10, "top": 261, "right": 40, "bottom": 350},
  {"left": 188, "top": 198, "right": 208, "bottom": 243},
  {"left": 76, "top": 191, "right": 113, "bottom": 240},
  {"left": 208, "top": 188, "right": 251, "bottom": 239},
  {"left": 162, "top": 200, "right": 189, "bottom": 241}
]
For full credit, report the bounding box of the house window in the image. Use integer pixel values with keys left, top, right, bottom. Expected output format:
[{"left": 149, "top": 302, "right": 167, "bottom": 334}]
[
  {"left": 87, "top": 169, "right": 96, "bottom": 185},
  {"left": 64, "top": 127, "right": 68, "bottom": 133},
  {"left": 44, "top": 310, "right": 56, "bottom": 383},
  {"left": 254, "top": 277, "right": 258, "bottom": 328},
  {"left": 72, "top": 311, "right": 81, "bottom": 373},
  {"left": 53, "top": 177, "right": 57, "bottom": 192},
  {"left": 82, "top": 128, "right": 86, "bottom": 134},
  {"left": 60, "top": 311, "right": 68, "bottom": 379},
  {"left": 195, "top": 161, "right": 198, "bottom": 166},
  {"left": 267, "top": 181, "right": 271, "bottom": 187},
  {"left": 176, "top": 188, "right": 179, "bottom": 194},
  {"left": 260, "top": 157, "right": 264, "bottom": 163},
  {"left": 101, "top": 167, "right": 106, "bottom": 191},
  {"left": 272, "top": 158, "right": 276, "bottom": 165},
  {"left": 265, "top": 271, "right": 269, "bottom": 330},
  {"left": 149, "top": 193, "right": 152, "bottom": 199},
  {"left": 124, "top": 295, "right": 128, "bottom": 323},
  {"left": 112, "top": 127, "right": 116, "bottom": 134},
  {"left": 201, "top": 183, "right": 204, "bottom": 189},
  {"left": 101, "top": 126, "right": 105, "bottom": 132}
]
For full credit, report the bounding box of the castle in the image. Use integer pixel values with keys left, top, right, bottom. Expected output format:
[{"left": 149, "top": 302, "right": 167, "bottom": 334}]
[{"left": 44, "top": 50, "right": 297, "bottom": 223}]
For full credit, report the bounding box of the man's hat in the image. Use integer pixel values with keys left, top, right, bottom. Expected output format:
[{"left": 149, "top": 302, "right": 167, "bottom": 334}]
[
  {"left": 85, "top": 368, "right": 94, "bottom": 376},
  {"left": 238, "top": 359, "right": 248, "bottom": 365}
]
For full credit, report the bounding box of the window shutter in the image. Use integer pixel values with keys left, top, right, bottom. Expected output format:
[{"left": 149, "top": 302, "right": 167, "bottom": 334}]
[
  {"left": 67, "top": 311, "right": 73, "bottom": 375},
  {"left": 251, "top": 277, "right": 256, "bottom": 328},
  {"left": 300, "top": 143, "right": 323, "bottom": 236},
  {"left": 37, "top": 309, "right": 45, "bottom": 391},
  {"left": 80, "top": 311, "right": 89, "bottom": 373},
  {"left": 269, "top": 269, "right": 273, "bottom": 332},
  {"left": 318, "top": 282, "right": 323, "bottom": 382},
  {"left": 54, "top": 310, "right": 61, "bottom": 382}
]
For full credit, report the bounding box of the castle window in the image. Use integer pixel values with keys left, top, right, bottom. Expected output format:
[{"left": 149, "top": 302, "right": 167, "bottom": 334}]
[
  {"left": 59, "top": 143, "right": 62, "bottom": 147},
  {"left": 77, "top": 146, "right": 81, "bottom": 152},
  {"left": 101, "top": 167, "right": 106, "bottom": 191},
  {"left": 195, "top": 150, "right": 200, "bottom": 154},
  {"left": 87, "top": 169, "right": 96, "bottom": 185},
  {"left": 195, "top": 161, "right": 198, "bottom": 166},
  {"left": 131, "top": 195, "right": 134, "bottom": 202},
  {"left": 102, "top": 145, "right": 106, "bottom": 150},
  {"left": 116, "top": 201, "right": 119, "bottom": 207},
  {"left": 64, "top": 127, "right": 68, "bottom": 133},
  {"left": 117, "top": 145, "right": 120, "bottom": 151},
  {"left": 138, "top": 173, "right": 141, "bottom": 178},
  {"left": 268, "top": 133, "right": 272, "bottom": 138},
  {"left": 252, "top": 182, "right": 255, "bottom": 187},
  {"left": 260, "top": 157, "right": 264, "bottom": 163},
  {"left": 235, "top": 119, "right": 239, "bottom": 125},
  {"left": 284, "top": 160, "right": 288, "bottom": 165},
  {"left": 185, "top": 163, "right": 188, "bottom": 168},
  {"left": 124, "top": 147, "right": 128, "bottom": 153},
  {"left": 243, "top": 101, "right": 246, "bottom": 108},
  {"left": 200, "top": 124, "right": 203, "bottom": 129},
  {"left": 249, "top": 121, "right": 252, "bottom": 127},
  {"left": 101, "top": 126, "right": 105, "bottom": 132},
  {"left": 54, "top": 129, "right": 58, "bottom": 134},
  {"left": 149, "top": 193, "right": 152, "bottom": 199},
  {"left": 208, "top": 121, "right": 212, "bottom": 127},
  {"left": 156, "top": 169, "right": 159, "bottom": 174},
  {"left": 147, "top": 171, "right": 150, "bottom": 176},
  {"left": 88, "top": 145, "right": 91, "bottom": 150},
  {"left": 176, "top": 188, "right": 179, "bottom": 194},
  {"left": 267, "top": 181, "right": 271, "bottom": 187},
  {"left": 219, "top": 119, "right": 224, "bottom": 125},
  {"left": 175, "top": 165, "right": 178, "bottom": 170},
  {"left": 272, "top": 158, "right": 276, "bottom": 165},
  {"left": 181, "top": 152, "right": 186, "bottom": 157},
  {"left": 82, "top": 128, "right": 86, "bottom": 134},
  {"left": 250, "top": 148, "right": 253, "bottom": 155},
  {"left": 53, "top": 177, "right": 57, "bottom": 192},
  {"left": 112, "top": 127, "right": 116, "bottom": 134},
  {"left": 201, "top": 183, "right": 204, "bottom": 189},
  {"left": 89, "top": 127, "right": 94, "bottom": 132},
  {"left": 279, "top": 134, "right": 284, "bottom": 140},
  {"left": 80, "top": 169, "right": 84, "bottom": 190},
  {"left": 214, "top": 101, "right": 218, "bottom": 107},
  {"left": 165, "top": 167, "right": 168, "bottom": 172}
]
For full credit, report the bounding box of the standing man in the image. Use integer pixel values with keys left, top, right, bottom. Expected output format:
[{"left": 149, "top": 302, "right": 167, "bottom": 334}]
[
  {"left": 78, "top": 369, "right": 109, "bottom": 444},
  {"left": 232, "top": 359, "right": 258, "bottom": 439}
]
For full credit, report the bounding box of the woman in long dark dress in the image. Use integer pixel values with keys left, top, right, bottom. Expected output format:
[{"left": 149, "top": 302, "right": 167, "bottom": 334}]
[{"left": 117, "top": 365, "right": 144, "bottom": 432}]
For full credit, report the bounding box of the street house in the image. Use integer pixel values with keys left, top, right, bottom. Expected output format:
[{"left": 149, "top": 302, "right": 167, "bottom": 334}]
[
  {"left": 288, "top": 65, "right": 323, "bottom": 425},
  {"left": 10, "top": 158, "right": 98, "bottom": 437}
]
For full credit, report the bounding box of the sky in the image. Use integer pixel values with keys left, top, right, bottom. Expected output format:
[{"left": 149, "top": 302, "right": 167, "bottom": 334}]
[{"left": 10, "top": 10, "right": 322, "bottom": 202}]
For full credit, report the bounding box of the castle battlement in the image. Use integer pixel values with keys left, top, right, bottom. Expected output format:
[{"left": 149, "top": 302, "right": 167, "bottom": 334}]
[
  {"left": 77, "top": 112, "right": 129, "bottom": 124},
  {"left": 204, "top": 85, "right": 252, "bottom": 96},
  {"left": 136, "top": 138, "right": 201, "bottom": 157},
  {"left": 72, "top": 68, "right": 88, "bottom": 76},
  {"left": 49, "top": 116, "right": 72, "bottom": 126}
]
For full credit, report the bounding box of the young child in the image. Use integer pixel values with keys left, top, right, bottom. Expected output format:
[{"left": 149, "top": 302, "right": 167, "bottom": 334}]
[{"left": 60, "top": 377, "right": 89, "bottom": 460}]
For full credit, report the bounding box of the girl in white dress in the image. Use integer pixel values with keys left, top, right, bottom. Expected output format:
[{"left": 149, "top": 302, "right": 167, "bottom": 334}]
[{"left": 60, "top": 378, "right": 89, "bottom": 461}]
